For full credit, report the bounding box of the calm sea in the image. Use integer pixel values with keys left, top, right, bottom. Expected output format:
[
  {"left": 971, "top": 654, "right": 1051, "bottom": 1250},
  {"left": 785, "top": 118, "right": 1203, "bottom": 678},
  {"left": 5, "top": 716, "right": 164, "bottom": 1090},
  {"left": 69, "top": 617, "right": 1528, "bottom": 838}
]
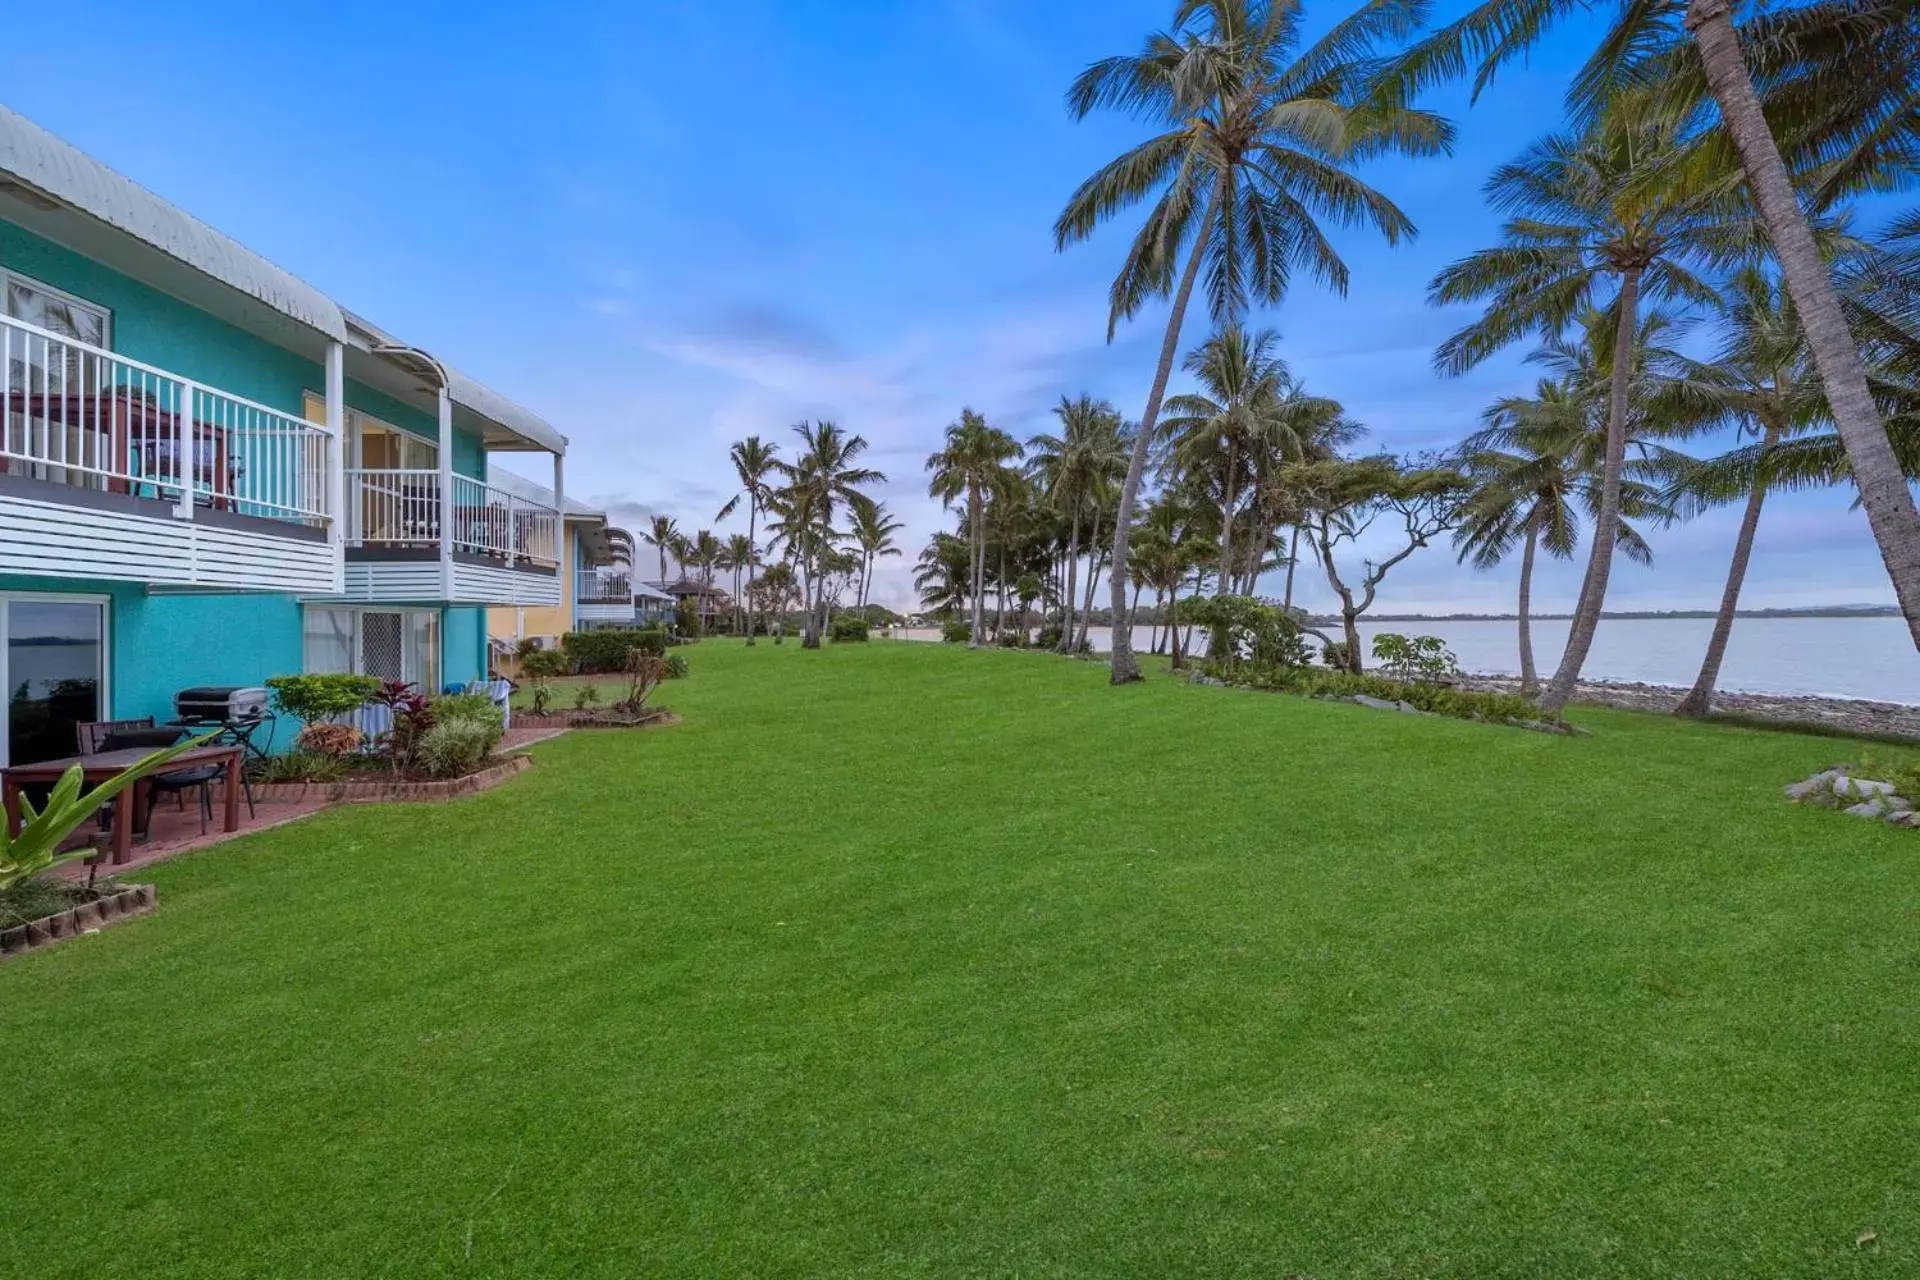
[{"left": 899, "top": 616, "right": 1920, "bottom": 705}]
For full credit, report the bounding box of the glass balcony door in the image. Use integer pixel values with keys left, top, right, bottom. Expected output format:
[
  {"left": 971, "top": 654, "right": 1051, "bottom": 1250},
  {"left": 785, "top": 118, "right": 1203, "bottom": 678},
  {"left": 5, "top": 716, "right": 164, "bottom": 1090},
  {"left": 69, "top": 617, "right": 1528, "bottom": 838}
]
[{"left": 1, "top": 595, "right": 107, "bottom": 768}]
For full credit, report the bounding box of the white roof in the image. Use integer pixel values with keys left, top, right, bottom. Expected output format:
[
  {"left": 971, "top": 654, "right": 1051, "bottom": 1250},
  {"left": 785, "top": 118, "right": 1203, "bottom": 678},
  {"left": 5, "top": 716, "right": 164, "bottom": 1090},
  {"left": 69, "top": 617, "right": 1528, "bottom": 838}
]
[
  {"left": 1, "top": 107, "right": 566, "bottom": 455},
  {"left": 0, "top": 106, "right": 346, "bottom": 341},
  {"left": 633, "top": 582, "right": 675, "bottom": 603}
]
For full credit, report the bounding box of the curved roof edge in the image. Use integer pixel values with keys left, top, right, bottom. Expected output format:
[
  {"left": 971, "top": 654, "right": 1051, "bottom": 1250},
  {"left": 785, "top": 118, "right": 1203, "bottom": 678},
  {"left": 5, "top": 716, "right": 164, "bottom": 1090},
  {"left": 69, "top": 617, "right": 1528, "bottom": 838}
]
[
  {"left": 447, "top": 368, "right": 568, "bottom": 456},
  {"left": 0, "top": 106, "right": 347, "bottom": 342}
]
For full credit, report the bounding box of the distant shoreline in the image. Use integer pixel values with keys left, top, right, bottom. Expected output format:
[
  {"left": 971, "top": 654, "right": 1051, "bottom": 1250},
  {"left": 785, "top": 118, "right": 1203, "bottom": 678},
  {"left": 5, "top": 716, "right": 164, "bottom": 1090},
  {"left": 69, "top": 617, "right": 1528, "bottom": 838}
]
[{"left": 1346, "top": 608, "right": 1901, "bottom": 623}]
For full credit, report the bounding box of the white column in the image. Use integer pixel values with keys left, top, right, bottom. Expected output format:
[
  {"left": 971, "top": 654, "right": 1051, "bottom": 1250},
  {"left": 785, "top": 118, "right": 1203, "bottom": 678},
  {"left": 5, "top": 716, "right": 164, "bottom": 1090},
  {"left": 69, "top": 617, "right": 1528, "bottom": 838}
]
[
  {"left": 437, "top": 385, "right": 455, "bottom": 600},
  {"left": 325, "top": 341, "right": 346, "bottom": 593},
  {"left": 552, "top": 448, "right": 566, "bottom": 616}
]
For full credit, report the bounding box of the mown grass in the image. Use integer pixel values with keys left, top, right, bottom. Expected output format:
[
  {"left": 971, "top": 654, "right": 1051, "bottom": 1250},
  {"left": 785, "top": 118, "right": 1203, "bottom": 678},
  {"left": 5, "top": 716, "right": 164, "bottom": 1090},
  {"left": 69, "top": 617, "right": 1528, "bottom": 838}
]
[{"left": 2, "top": 639, "right": 1917, "bottom": 1277}]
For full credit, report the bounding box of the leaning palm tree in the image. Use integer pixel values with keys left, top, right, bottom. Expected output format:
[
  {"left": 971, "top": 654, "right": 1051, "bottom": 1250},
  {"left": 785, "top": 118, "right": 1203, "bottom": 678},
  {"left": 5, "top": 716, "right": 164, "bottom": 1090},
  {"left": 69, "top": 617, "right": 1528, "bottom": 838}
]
[
  {"left": 1056, "top": 0, "right": 1452, "bottom": 684},
  {"left": 1027, "top": 395, "right": 1128, "bottom": 652},
  {"left": 786, "top": 421, "right": 885, "bottom": 648},
  {"left": 1430, "top": 103, "right": 1726, "bottom": 713},
  {"left": 641, "top": 514, "right": 680, "bottom": 586},
  {"left": 1660, "top": 268, "right": 1830, "bottom": 715},
  {"left": 914, "top": 531, "right": 974, "bottom": 618},
  {"left": 926, "top": 409, "right": 1024, "bottom": 647},
  {"left": 716, "top": 436, "right": 782, "bottom": 645},
  {"left": 1387, "top": 0, "right": 1920, "bottom": 657},
  {"left": 849, "top": 499, "right": 905, "bottom": 612}
]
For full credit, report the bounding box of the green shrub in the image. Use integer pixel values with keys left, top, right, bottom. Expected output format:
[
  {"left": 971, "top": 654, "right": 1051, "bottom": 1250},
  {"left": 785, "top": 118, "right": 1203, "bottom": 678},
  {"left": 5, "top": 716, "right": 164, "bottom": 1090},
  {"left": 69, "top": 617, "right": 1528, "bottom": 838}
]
[
  {"left": 664, "top": 653, "right": 689, "bottom": 679},
  {"left": 561, "top": 630, "right": 653, "bottom": 674},
  {"left": 520, "top": 649, "right": 569, "bottom": 679},
  {"left": 429, "top": 692, "right": 505, "bottom": 756},
  {"left": 1035, "top": 625, "right": 1062, "bottom": 650},
  {"left": 265, "top": 673, "right": 379, "bottom": 723},
  {"left": 414, "top": 720, "right": 496, "bottom": 779},
  {"left": 941, "top": 620, "right": 971, "bottom": 644},
  {"left": 1320, "top": 640, "right": 1354, "bottom": 670},
  {"left": 633, "top": 628, "right": 669, "bottom": 656},
  {"left": 1176, "top": 595, "right": 1309, "bottom": 668},
  {"left": 1371, "top": 632, "right": 1460, "bottom": 683},
  {"left": 829, "top": 616, "right": 870, "bottom": 643},
  {"left": 1200, "top": 660, "right": 1551, "bottom": 726},
  {"left": 253, "top": 750, "right": 350, "bottom": 784}
]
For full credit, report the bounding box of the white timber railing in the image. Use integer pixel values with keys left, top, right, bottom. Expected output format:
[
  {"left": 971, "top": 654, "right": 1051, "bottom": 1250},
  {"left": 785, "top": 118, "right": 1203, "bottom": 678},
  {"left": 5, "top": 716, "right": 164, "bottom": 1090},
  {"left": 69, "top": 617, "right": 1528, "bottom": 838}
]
[
  {"left": 345, "top": 469, "right": 559, "bottom": 569},
  {"left": 575, "top": 569, "right": 632, "bottom": 602},
  {"left": 1, "top": 312, "right": 331, "bottom": 526}
]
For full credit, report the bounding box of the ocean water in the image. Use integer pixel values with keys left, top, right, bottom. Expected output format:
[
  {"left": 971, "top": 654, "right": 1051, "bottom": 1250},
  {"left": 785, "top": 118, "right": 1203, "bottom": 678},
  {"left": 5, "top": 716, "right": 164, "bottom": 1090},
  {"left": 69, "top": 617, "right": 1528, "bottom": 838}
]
[{"left": 900, "top": 616, "right": 1920, "bottom": 704}]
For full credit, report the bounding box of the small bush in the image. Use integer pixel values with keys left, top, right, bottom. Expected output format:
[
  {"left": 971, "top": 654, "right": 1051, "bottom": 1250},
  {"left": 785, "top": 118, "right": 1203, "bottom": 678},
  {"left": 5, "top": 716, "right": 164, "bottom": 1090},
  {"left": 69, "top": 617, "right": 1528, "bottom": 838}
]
[
  {"left": 573, "top": 683, "right": 602, "bottom": 711},
  {"left": 413, "top": 720, "right": 496, "bottom": 778},
  {"left": 942, "top": 620, "right": 971, "bottom": 644},
  {"left": 1035, "top": 625, "right": 1062, "bottom": 650},
  {"left": 293, "top": 722, "right": 362, "bottom": 757},
  {"left": 1176, "top": 595, "right": 1309, "bottom": 668},
  {"left": 520, "top": 649, "right": 569, "bottom": 679},
  {"left": 1320, "top": 640, "right": 1354, "bottom": 670},
  {"left": 254, "top": 750, "right": 350, "bottom": 784},
  {"left": 266, "top": 673, "right": 378, "bottom": 723},
  {"left": 1200, "top": 660, "right": 1550, "bottom": 726},
  {"left": 633, "top": 628, "right": 669, "bottom": 656},
  {"left": 430, "top": 693, "right": 505, "bottom": 756},
  {"left": 664, "top": 653, "right": 689, "bottom": 679},
  {"left": 829, "top": 616, "right": 870, "bottom": 643},
  {"left": 995, "top": 631, "right": 1024, "bottom": 648},
  {"left": 1371, "top": 632, "right": 1460, "bottom": 684},
  {"left": 562, "top": 630, "right": 652, "bottom": 674}
]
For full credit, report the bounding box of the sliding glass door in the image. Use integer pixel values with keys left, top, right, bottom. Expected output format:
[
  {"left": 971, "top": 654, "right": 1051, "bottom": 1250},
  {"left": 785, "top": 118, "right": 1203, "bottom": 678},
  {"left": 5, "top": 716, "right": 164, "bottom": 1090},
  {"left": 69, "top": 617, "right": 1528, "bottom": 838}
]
[
  {"left": 302, "top": 606, "right": 440, "bottom": 691},
  {"left": 1, "top": 595, "right": 107, "bottom": 767}
]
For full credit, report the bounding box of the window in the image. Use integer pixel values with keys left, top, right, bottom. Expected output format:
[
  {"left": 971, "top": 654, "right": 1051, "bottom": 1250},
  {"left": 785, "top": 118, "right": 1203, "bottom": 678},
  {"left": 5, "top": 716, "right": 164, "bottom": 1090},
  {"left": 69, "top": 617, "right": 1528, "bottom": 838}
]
[
  {"left": 303, "top": 607, "right": 440, "bottom": 692},
  {"left": 2, "top": 271, "right": 110, "bottom": 348},
  {"left": 0, "top": 594, "right": 108, "bottom": 768}
]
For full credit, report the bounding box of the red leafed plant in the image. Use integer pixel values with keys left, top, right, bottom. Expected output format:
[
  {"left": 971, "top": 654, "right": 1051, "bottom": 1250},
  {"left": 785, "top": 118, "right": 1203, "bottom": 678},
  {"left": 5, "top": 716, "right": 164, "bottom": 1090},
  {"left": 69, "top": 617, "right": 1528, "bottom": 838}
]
[{"left": 369, "top": 681, "right": 435, "bottom": 772}]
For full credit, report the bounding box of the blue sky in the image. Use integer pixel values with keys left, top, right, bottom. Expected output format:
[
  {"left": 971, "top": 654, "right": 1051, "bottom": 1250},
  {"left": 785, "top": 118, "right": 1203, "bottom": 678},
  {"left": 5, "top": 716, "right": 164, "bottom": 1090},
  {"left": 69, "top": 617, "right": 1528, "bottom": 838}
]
[{"left": 1, "top": 0, "right": 1901, "bottom": 612}]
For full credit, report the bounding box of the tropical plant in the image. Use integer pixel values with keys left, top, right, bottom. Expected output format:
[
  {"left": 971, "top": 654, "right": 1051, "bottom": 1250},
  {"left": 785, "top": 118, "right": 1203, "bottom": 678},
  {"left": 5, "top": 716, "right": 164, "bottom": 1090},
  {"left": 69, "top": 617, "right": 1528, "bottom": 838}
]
[
  {"left": 848, "top": 500, "right": 905, "bottom": 611},
  {"left": 1429, "top": 103, "right": 1728, "bottom": 712},
  {"left": 915, "top": 531, "right": 973, "bottom": 618},
  {"left": 292, "top": 722, "right": 362, "bottom": 757},
  {"left": 782, "top": 421, "right": 886, "bottom": 648},
  {"left": 264, "top": 673, "right": 379, "bottom": 725},
  {"left": 719, "top": 532, "right": 756, "bottom": 635},
  {"left": 829, "top": 614, "right": 871, "bottom": 643},
  {"left": 927, "top": 409, "right": 1024, "bottom": 647},
  {"left": 1387, "top": 0, "right": 1920, "bottom": 658},
  {"left": 716, "top": 435, "right": 781, "bottom": 645},
  {"left": 641, "top": 514, "right": 681, "bottom": 586},
  {"left": 1660, "top": 268, "right": 1831, "bottom": 715},
  {"left": 1370, "top": 633, "right": 1460, "bottom": 683},
  {"left": 1027, "top": 395, "right": 1128, "bottom": 652},
  {"left": 413, "top": 720, "right": 496, "bottom": 779},
  {"left": 1056, "top": 0, "right": 1450, "bottom": 682}
]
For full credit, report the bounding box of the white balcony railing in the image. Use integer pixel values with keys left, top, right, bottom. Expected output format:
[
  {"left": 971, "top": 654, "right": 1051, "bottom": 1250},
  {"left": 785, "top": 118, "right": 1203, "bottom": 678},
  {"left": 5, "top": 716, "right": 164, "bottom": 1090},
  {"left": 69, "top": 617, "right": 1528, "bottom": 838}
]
[
  {"left": 346, "top": 469, "right": 559, "bottom": 569},
  {"left": 576, "top": 569, "right": 632, "bottom": 603},
  {"left": 1, "top": 312, "right": 331, "bottom": 526}
]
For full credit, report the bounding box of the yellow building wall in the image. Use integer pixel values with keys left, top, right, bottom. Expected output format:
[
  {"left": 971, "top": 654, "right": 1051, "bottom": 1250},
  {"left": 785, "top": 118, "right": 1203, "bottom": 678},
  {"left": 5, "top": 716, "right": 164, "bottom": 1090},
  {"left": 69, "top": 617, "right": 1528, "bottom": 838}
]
[{"left": 488, "top": 521, "right": 582, "bottom": 652}]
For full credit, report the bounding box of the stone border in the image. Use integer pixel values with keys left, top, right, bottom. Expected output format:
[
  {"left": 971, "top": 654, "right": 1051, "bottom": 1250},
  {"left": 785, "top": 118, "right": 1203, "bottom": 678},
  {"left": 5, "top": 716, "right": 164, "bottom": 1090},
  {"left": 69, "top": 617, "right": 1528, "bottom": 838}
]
[
  {"left": 252, "top": 752, "right": 534, "bottom": 805},
  {"left": 509, "top": 709, "right": 678, "bottom": 731},
  {"left": 1, "top": 884, "right": 156, "bottom": 961}
]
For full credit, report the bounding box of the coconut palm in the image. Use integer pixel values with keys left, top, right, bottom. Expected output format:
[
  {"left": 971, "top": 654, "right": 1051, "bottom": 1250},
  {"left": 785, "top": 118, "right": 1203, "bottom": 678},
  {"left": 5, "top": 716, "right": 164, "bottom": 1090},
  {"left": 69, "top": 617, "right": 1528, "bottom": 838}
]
[
  {"left": 1056, "top": 0, "right": 1452, "bottom": 683},
  {"left": 786, "top": 421, "right": 885, "bottom": 647},
  {"left": 719, "top": 532, "right": 756, "bottom": 635},
  {"left": 641, "top": 514, "right": 680, "bottom": 586},
  {"left": 1027, "top": 396, "right": 1129, "bottom": 652},
  {"left": 686, "top": 529, "right": 722, "bottom": 634},
  {"left": 716, "top": 435, "right": 782, "bottom": 645},
  {"left": 1660, "top": 269, "right": 1830, "bottom": 715},
  {"left": 1430, "top": 104, "right": 1728, "bottom": 713},
  {"left": 915, "top": 532, "right": 974, "bottom": 617},
  {"left": 926, "top": 409, "right": 1024, "bottom": 647},
  {"left": 849, "top": 499, "right": 905, "bottom": 612},
  {"left": 1388, "top": 0, "right": 1920, "bottom": 656}
]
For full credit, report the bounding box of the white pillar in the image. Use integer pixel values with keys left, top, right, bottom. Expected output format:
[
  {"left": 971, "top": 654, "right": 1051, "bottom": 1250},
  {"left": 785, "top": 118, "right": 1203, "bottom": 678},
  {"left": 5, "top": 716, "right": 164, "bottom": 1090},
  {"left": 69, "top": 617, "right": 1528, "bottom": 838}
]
[
  {"left": 325, "top": 341, "right": 346, "bottom": 593},
  {"left": 437, "top": 385, "right": 454, "bottom": 600}
]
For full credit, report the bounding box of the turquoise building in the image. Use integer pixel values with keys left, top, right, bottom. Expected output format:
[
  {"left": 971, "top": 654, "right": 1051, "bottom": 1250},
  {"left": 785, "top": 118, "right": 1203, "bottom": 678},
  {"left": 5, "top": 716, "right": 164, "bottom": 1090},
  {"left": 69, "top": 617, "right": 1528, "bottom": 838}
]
[{"left": 0, "top": 107, "right": 571, "bottom": 765}]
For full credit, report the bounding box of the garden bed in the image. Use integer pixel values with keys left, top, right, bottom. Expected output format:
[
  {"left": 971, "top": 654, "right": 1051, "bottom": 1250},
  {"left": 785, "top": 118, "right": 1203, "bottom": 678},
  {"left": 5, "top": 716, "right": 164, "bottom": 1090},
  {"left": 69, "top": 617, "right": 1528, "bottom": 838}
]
[
  {"left": 1, "top": 881, "right": 156, "bottom": 961},
  {"left": 252, "top": 753, "right": 533, "bottom": 805},
  {"left": 511, "top": 709, "right": 679, "bottom": 731}
]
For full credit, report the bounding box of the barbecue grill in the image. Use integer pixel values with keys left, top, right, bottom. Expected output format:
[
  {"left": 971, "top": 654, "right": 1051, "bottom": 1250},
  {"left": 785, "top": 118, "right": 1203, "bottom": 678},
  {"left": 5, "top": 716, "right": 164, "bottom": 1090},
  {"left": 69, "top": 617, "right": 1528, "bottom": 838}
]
[{"left": 170, "top": 686, "right": 276, "bottom": 758}]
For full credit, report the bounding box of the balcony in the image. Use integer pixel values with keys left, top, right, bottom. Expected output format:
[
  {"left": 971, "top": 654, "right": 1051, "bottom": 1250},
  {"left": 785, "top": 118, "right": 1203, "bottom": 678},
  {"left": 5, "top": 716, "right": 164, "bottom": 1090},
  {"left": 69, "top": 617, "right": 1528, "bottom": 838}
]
[
  {"left": 0, "top": 313, "right": 337, "bottom": 593},
  {"left": 575, "top": 569, "right": 635, "bottom": 623},
  {"left": 338, "top": 468, "right": 561, "bottom": 607}
]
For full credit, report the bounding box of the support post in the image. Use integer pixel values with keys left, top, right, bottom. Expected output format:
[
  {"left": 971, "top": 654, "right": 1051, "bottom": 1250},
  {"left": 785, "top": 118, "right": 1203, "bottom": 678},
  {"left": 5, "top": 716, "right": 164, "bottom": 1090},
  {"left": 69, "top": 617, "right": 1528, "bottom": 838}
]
[
  {"left": 325, "top": 342, "right": 346, "bottom": 592},
  {"left": 437, "top": 385, "right": 454, "bottom": 599}
]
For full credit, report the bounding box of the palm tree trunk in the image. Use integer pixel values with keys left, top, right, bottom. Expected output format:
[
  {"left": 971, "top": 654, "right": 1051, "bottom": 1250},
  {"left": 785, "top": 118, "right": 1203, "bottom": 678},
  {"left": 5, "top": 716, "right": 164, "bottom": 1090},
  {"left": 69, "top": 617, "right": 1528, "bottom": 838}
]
[
  {"left": 1078, "top": 511, "right": 1103, "bottom": 651},
  {"left": 1108, "top": 183, "right": 1222, "bottom": 685},
  {"left": 1517, "top": 515, "right": 1539, "bottom": 698},
  {"left": 1217, "top": 445, "right": 1236, "bottom": 599},
  {"left": 1059, "top": 513, "right": 1080, "bottom": 653},
  {"left": 1168, "top": 577, "right": 1184, "bottom": 670},
  {"left": 1675, "top": 429, "right": 1778, "bottom": 716},
  {"left": 1282, "top": 526, "right": 1301, "bottom": 611},
  {"left": 1540, "top": 267, "right": 1640, "bottom": 714},
  {"left": 968, "top": 486, "right": 986, "bottom": 648},
  {"left": 1686, "top": 0, "right": 1920, "bottom": 654},
  {"left": 744, "top": 502, "right": 758, "bottom": 645},
  {"left": 996, "top": 548, "right": 1008, "bottom": 640}
]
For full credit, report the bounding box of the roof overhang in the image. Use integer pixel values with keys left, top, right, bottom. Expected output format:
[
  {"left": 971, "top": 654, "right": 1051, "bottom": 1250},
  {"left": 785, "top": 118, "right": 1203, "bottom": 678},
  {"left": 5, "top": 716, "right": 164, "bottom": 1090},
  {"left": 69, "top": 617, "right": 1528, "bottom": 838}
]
[
  {"left": 343, "top": 310, "right": 566, "bottom": 455},
  {"left": 0, "top": 106, "right": 346, "bottom": 356}
]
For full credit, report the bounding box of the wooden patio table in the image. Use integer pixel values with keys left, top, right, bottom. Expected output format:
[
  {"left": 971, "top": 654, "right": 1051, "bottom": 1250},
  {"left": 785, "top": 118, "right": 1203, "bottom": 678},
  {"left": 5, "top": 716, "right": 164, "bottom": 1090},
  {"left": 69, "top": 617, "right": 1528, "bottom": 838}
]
[{"left": 2, "top": 744, "right": 244, "bottom": 863}]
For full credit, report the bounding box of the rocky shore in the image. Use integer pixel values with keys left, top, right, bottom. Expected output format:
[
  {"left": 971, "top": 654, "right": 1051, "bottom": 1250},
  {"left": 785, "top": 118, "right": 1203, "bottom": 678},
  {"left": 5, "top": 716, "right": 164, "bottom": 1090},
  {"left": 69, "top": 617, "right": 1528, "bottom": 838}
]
[{"left": 1454, "top": 674, "right": 1920, "bottom": 739}]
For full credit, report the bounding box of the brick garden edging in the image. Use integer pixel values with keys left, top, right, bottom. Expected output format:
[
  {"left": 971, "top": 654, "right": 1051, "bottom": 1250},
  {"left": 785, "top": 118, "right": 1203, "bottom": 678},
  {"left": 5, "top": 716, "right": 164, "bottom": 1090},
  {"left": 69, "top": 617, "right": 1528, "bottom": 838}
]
[
  {"left": 252, "top": 752, "right": 535, "bottom": 805},
  {"left": 509, "top": 710, "right": 679, "bottom": 731},
  {"left": 1, "top": 884, "right": 156, "bottom": 961}
]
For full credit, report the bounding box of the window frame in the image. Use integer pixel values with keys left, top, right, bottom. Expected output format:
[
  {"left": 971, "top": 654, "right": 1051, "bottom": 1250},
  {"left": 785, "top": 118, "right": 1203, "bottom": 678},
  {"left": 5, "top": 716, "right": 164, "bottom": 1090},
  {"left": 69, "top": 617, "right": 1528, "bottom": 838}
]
[
  {"left": 0, "top": 268, "right": 113, "bottom": 350},
  {"left": 0, "top": 591, "right": 112, "bottom": 769}
]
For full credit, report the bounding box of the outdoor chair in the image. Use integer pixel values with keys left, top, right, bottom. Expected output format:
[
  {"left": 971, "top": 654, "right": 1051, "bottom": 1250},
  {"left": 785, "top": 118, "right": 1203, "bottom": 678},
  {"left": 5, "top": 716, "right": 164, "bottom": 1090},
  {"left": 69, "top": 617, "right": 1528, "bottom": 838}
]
[{"left": 98, "top": 726, "right": 223, "bottom": 837}]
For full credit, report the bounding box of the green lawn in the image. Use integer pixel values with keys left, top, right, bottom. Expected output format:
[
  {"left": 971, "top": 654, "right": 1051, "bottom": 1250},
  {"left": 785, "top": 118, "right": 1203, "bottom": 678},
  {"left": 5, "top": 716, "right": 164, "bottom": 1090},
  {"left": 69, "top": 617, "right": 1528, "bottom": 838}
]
[{"left": 4, "top": 640, "right": 1918, "bottom": 1277}]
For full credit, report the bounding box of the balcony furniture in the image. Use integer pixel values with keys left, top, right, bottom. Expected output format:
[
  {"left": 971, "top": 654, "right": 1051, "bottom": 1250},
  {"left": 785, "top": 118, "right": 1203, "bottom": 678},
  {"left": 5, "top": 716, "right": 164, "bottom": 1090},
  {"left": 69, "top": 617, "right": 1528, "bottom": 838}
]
[
  {"left": 4, "top": 742, "right": 244, "bottom": 862},
  {"left": 2, "top": 388, "right": 240, "bottom": 506},
  {"left": 98, "top": 727, "right": 219, "bottom": 837}
]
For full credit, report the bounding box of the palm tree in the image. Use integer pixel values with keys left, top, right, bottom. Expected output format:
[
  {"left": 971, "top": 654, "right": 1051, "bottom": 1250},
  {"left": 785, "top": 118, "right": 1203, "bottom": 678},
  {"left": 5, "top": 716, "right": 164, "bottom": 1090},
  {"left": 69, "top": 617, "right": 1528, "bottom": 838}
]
[
  {"left": 686, "top": 529, "right": 722, "bottom": 635},
  {"left": 786, "top": 420, "right": 885, "bottom": 648},
  {"left": 926, "top": 408, "right": 1024, "bottom": 648},
  {"left": 1027, "top": 396, "right": 1128, "bottom": 653},
  {"left": 751, "top": 561, "right": 798, "bottom": 644},
  {"left": 641, "top": 514, "right": 680, "bottom": 586},
  {"left": 915, "top": 531, "right": 973, "bottom": 618},
  {"left": 1389, "top": 0, "right": 1920, "bottom": 658},
  {"left": 1661, "top": 268, "right": 1829, "bottom": 715},
  {"left": 1056, "top": 0, "right": 1451, "bottom": 683},
  {"left": 720, "top": 532, "right": 756, "bottom": 635},
  {"left": 849, "top": 499, "right": 905, "bottom": 612},
  {"left": 716, "top": 435, "right": 782, "bottom": 645},
  {"left": 1430, "top": 105, "right": 1726, "bottom": 713}
]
